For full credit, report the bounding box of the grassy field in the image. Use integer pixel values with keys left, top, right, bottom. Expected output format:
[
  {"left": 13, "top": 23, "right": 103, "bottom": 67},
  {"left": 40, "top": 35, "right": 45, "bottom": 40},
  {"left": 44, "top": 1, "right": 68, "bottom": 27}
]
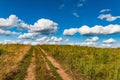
[
  {"left": 40, "top": 45, "right": 120, "bottom": 80},
  {"left": 0, "top": 44, "right": 32, "bottom": 80},
  {"left": 0, "top": 44, "right": 120, "bottom": 80},
  {"left": 34, "top": 47, "right": 62, "bottom": 80},
  {"left": 0, "top": 45, "right": 62, "bottom": 80}
]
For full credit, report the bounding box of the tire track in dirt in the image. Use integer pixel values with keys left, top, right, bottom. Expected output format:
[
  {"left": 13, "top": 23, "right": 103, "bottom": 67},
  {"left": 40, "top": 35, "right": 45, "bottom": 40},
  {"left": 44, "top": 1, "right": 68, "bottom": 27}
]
[
  {"left": 40, "top": 47, "right": 73, "bottom": 80},
  {"left": 24, "top": 49, "right": 35, "bottom": 80}
]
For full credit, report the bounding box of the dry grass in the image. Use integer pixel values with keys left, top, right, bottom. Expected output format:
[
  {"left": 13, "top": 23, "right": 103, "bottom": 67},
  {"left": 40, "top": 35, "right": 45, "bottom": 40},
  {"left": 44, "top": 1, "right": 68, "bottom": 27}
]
[
  {"left": 40, "top": 45, "right": 120, "bottom": 80},
  {"left": 0, "top": 44, "right": 31, "bottom": 80}
]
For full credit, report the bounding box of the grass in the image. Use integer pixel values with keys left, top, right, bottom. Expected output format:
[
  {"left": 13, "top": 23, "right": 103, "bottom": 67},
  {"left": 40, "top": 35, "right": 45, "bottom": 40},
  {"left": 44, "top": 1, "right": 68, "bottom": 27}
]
[
  {"left": 34, "top": 47, "right": 52, "bottom": 80},
  {"left": 1, "top": 44, "right": 120, "bottom": 80},
  {"left": 0, "top": 44, "right": 31, "bottom": 80},
  {"left": 35, "top": 46, "right": 62, "bottom": 80},
  {"left": 40, "top": 45, "right": 120, "bottom": 80},
  {"left": 12, "top": 46, "right": 33, "bottom": 80},
  {"left": 0, "top": 45, "right": 62, "bottom": 80}
]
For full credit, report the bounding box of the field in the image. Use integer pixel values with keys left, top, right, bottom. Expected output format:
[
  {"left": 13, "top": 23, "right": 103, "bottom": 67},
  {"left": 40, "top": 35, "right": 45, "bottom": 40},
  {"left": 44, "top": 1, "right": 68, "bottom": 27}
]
[
  {"left": 40, "top": 45, "right": 120, "bottom": 80},
  {"left": 0, "top": 44, "right": 120, "bottom": 80}
]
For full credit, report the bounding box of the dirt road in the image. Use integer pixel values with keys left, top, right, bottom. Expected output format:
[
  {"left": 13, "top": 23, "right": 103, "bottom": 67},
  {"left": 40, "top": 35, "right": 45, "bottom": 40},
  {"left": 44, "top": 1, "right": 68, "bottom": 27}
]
[
  {"left": 40, "top": 47, "right": 73, "bottom": 80},
  {"left": 25, "top": 50, "right": 35, "bottom": 80}
]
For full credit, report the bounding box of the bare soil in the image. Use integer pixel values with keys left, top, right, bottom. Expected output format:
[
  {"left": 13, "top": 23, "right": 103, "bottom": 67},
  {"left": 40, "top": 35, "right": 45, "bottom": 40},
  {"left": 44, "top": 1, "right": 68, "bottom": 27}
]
[
  {"left": 24, "top": 50, "right": 35, "bottom": 80},
  {"left": 40, "top": 48, "right": 73, "bottom": 80}
]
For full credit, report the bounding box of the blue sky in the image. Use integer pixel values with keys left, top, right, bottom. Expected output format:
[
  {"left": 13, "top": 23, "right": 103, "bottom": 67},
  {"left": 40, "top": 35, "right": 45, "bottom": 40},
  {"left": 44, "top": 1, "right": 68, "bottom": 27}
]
[{"left": 0, "top": 0, "right": 120, "bottom": 47}]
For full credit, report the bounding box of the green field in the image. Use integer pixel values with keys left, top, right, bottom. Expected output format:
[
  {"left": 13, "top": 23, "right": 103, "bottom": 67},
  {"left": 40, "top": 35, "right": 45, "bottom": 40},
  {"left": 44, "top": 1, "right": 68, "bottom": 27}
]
[
  {"left": 40, "top": 45, "right": 120, "bottom": 80},
  {"left": 0, "top": 44, "right": 120, "bottom": 80}
]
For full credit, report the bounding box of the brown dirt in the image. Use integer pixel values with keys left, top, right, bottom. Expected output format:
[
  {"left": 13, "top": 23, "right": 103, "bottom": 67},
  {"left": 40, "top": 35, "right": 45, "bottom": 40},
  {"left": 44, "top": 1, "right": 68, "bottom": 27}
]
[
  {"left": 24, "top": 50, "right": 35, "bottom": 80},
  {"left": 40, "top": 52, "right": 51, "bottom": 71},
  {"left": 40, "top": 47, "right": 73, "bottom": 80}
]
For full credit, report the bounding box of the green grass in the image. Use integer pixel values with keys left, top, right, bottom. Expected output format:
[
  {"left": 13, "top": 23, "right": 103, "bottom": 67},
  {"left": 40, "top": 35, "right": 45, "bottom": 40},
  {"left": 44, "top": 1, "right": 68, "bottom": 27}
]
[
  {"left": 38, "top": 47, "right": 63, "bottom": 80},
  {"left": 0, "top": 45, "right": 31, "bottom": 80},
  {"left": 40, "top": 45, "right": 120, "bottom": 80},
  {"left": 1, "top": 44, "right": 120, "bottom": 80},
  {"left": 12, "top": 46, "right": 33, "bottom": 80},
  {"left": 34, "top": 47, "right": 54, "bottom": 80}
]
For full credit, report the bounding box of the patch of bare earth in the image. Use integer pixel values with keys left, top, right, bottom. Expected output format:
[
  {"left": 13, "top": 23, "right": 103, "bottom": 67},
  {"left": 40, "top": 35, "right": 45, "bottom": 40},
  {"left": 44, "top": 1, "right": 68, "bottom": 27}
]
[
  {"left": 40, "top": 47, "right": 73, "bottom": 80},
  {"left": 24, "top": 50, "right": 35, "bottom": 80}
]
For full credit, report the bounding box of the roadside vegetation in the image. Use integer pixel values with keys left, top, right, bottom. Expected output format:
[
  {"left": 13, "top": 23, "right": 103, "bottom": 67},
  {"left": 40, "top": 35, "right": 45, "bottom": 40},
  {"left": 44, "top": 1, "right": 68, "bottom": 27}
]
[
  {"left": 0, "top": 44, "right": 63, "bottom": 80},
  {"left": 40, "top": 45, "right": 120, "bottom": 80},
  {"left": 0, "top": 44, "right": 31, "bottom": 80},
  {"left": 0, "top": 44, "right": 120, "bottom": 80},
  {"left": 35, "top": 46, "right": 62, "bottom": 80}
]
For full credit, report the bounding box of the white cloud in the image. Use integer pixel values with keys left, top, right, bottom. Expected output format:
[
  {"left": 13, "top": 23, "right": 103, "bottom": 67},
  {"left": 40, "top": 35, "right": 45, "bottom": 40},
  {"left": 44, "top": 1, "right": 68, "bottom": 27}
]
[
  {"left": 85, "top": 36, "right": 99, "bottom": 42},
  {"left": 22, "top": 36, "right": 63, "bottom": 45},
  {"left": 63, "top": 24, "right": 120, "bottom": 36},
  {"left": 31, "top": 42, "right": 41, "bottom": 45},
  {"left": 29, "top": 18, "right": 58, "bottom": 35},
  {"left": 63, "top": 28, "right": 78, "bottom": 36},
  {"left": 3, "top": 40, "right": 21, "bottom": 44},
  {"left": 18, "top": 19, "right": 58, "bottom": 39},
  {"left": 36, "top": 36, "right": 50, "bottom": 42},
  {"left": 80, "top": 36, "right": 99, "bottom": 47},
  {"left": 0, "top": 29, "right": 19, "bottom": 35},
  {"left": 65, "top": 39, "right": 69, "bottom": 42},
  {"left": 98, "top": 14, "right": 120, "bottom": 21},
  {"left": 81, "top": 41, "right": 97, "bottom": 46},
  {"left": 79, "top": 25, "right": 120, "bottom": 35},
  {"left": 0, "top": 15, "right": 58, "bottom": 37},
  {"left": 18, "top": 33, "right": 39, "bottom": 39},
  {"left": 23, "top": 41, "right": 31, "bottom": 44},
  {"left": 103, "top": 38, "right": 116, "bottom": 44},
  {"left": 18, "top": 22, "right": 31, "bottom": 30},
  {"left": 73, "top": 12, "right": 80, "bottom": 18},
  {"left": 101, "top": 44, "right": 112, "bottom": 48},
  {"left": 51, "top": 36, "right": 62, "bottom": 42},
  {"left": 0, "top": 15, "right": 19, "bottom": 29},
  {"left": 100, "top": 9, "right": 110, "bottom": 13}
]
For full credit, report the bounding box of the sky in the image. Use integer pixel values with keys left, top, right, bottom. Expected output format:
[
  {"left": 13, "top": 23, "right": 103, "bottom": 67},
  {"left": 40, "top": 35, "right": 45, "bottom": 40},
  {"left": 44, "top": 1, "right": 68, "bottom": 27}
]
[{"left": 0, "top": 0, "right": 120, "bottom": 47}]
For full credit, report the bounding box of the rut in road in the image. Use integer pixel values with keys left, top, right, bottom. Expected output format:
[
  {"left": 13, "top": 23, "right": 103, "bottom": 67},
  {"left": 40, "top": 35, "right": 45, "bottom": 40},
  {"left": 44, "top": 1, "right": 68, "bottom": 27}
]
[
  {"left": 24, "top": 50, "right": 35, "bottom": 80},
  {"left": 40, "top": 47, "right": 73, "bottom": 80}
]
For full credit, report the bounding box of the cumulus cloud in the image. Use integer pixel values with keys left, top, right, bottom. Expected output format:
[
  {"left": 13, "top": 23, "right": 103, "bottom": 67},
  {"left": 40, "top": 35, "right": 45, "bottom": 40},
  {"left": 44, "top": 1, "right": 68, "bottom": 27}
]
[
  {"left": 79, "top": 25, "right": 120, "bottom": 35},
  {"left": 23, "top": 41, "right": 31, "bottom": 45},
  {"left": 51, "top": 36, "right": 62, "bottom": 42},
  {"left": 101, "top": 43, "right": 112, "bottom": 48},
  {"left": 29, "top": 18, "right": 58, "bottom": 35},
  {"left": 100, "top": 9, "right": 110, "bottom": 13},
  {"left": 85, "top": 36, "right": 99, "bottom": 42},
  {"left": 103, "top": 38, "right": 116, "bottom": 44},
  {"left": 0, "top": 15, "right": 58, "bottom": 38},
  {"left": 31, "top": 41, "right": 41, "bottom": 45},
  {"left": 63, "top": 24, "right": 120, "bottom": 36},
  {"left": 98, "top": 14, "right": 120, "bottom": 21},
  {"left": 18, "top": 33, "right": 39, "bottom": 39},
  {"left": 18, "top": 22, "right": 31, "bottom": 30},
  {"left": 22, "top": 36, "right": 64, "bottom": 45},
  {"left": 65, "top": 39, "right": 69, "bottom": 42},
  {"left": 36, "top": 36, "right": 50, "bottom": 42},
  {"left": 0, "top": 29, "right": 19, "bottom": 35},
  {"left": 81, "top": 36, "right": 99, "bottom": 46},
  {"left": 63, "top": 28, "right": 78, "bottom": 36},
  {"left": 18, "top": 18, "right": 58, "bottom": 39},
  {"left": 0, "top": 15, "right": 19, "bottom": 29},
  {"left": 81, "top": 41, "right": 97, "bottom": 46},
  {"left": 3, "top": 40, "right": 21, "bottom": 44},
  {"left": 73, "top": 12, "right": 80, "bottom": 18}
]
